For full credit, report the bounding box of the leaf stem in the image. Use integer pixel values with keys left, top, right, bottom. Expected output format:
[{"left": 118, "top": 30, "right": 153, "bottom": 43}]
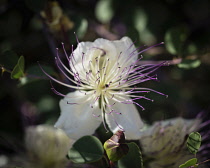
[
  {"left": 1, "top": 66, "right": 12, "bottom": 74},
  {"left": 197, "top": 158, "right": 210, "bottom": 165}
]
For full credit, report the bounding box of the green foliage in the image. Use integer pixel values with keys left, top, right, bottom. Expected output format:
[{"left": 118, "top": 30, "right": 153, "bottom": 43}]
[
  {"left": 67, "top": 136, "right": 104, "bottom": 163},
  {"left": 187, "top": 132, "right": 202, "bottom": 154},
  {"left": 104, "top": 130, "right": 129, "bottom": 162},
  {"left": 179, "top": 158, "right": 198, "bottom": 168},
  {"left": 11, "top": 56, "right": 25, "bottom": 79},
  {"left": 178, "top": 59, "right": 201, "bottom": 69},
  {"left": 133, "top": 8, "right": 147, "bottom": 33},
  {"left": 186, "top": 43, "right": 198, "bottom": 55},
  {"left": 95, "top": 0, "right": 114, "bottom": 23},
  {"left": 165, "top": 26, "right": 189, "bottom": 55},
  {"left": 118, "top": 142, "right": 143, "bottom": 168}
]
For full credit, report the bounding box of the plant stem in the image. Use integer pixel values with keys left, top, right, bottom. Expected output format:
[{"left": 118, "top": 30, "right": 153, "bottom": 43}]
[{"left": 198, "top": 158, "right": 210, "bottom": 165}]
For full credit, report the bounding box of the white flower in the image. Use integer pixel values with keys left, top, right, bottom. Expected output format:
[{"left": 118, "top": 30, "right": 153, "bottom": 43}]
[
  {"left": 41, "top": 37, "right": 165, "bottom": 140},
  {"left": 139, "top": 117, "right": 201, "bottom": 168}
]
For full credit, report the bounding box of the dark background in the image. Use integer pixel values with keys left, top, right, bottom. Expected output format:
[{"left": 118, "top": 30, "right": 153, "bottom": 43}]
[{"left": 0, "top": 0, "right": 210, "bottom": 164}]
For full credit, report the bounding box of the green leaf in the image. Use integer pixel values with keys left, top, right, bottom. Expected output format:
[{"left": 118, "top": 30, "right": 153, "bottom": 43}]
[
  {"left": 95, "top": 0, "right": 114, "bottom": 23},
  {"left": 179, "top": 158, "right": 198, "bottom": 168},
  {"left": 24, "top": 0, "right": 47, "bottom": 12},
  {"left": 0, "top": 50, "right": 19, "bottom": 69},
  {"left": 165, "top": 26, "right": 189, "bottom": 55},
  {"left": 186, "top": 43, "right": 198, "bottom": 55},
  {"left": 187, "top": 132, "right": 202, "bottom": 154},
  {"left": 134, "top": 8, "right": 148, "bottom": 33},
  {"left": 104, "top": 130, "right": 129, "bottom": 162},
  {"left": 67, "top": 136, "right": 104, "bottom": 163},
  {"left": 118, "top": 142, "right": 143, "bottom": 168},
  {"left": 11, "top": 56, "right": 25, "bottom": 79},
  {"left": 178, "top": 59, "right": 201, "bottom": 69}
]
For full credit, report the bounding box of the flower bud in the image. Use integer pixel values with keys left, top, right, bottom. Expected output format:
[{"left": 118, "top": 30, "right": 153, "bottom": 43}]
[
  {"left": 104, "top": 130, "right": 129, "bottom": 162},
  {"left": 25, "top": 125, "right": 73, "bottom": 168}
]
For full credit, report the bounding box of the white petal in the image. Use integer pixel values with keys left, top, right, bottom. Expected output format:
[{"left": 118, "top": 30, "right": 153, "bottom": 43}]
[
  {"left": 72, "top": 37, "right": 136, "bottom": 67},
  {"left": 105, "top": 100, "right": 144, "bottom": 140},
  {"left": 73, "top": 38, "right": 117, "bottom": 65},
  {"left": 112, "top": 36, "right": 138, "bottom": 63},
  {"left": 72, "top": 41, "right": 93, "bottom": 64},
  {"left": 72, "top": 38, "right": 117, "bottom": 77},
  {"left": 71, "top": 37, "right": 138, "bottom": 81},
  {"left": 55, "top": 91, "right": 102, "bottom": 140}
]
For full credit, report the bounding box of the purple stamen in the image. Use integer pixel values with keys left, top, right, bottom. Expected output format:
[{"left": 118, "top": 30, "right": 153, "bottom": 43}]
[
  {"left": 110, "top": 113, "right": 124, "bottom": 131},
  {"left": 55, "top": 57, "right": 80, "bottom": 86},
  {"left": 137, "top": 42, "right": 164, "bottom": 55},
  {"left": 38, "top": 63, "right": 82, "bottom": 90},
  {"left": 61, "top": 42, "right": 70, "bottom": 62},
  {"left": 50, "top": 81, "right": 66, "bottom": 97},
  {"left": 92, "top": 112, "right": 101, "bottom": 118},
  {"left": 74, "top": 32, "right": 80, "bottom": 44}
]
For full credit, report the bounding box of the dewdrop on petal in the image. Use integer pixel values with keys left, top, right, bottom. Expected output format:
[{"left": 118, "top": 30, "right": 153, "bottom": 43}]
[
  {"left": 25, "top": 125, "right": 73, "bottom": 168},
  {"left": 40, "top": 36, "right": 167, "bottom": 140}
]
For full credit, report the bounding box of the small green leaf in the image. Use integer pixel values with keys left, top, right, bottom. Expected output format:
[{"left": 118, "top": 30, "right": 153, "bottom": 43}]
[
  {"left": 11, "top": 56, "right": 25, "bottom": 79},
  {"left": 186, "top": 43, "right": 198, "bottom": 55},
  {"left": 118, "top": 142, "right": 143, "bottom": 168},
  {"left": 104, "top": 130, "right": 129, "bottom": 162},
  {"left": 134, "top": 8, "right": 148, "bottom": 33},
  {"left": 187, "top": 132, "right": 201, "bottom": 154},
  {"left": 67, "top": 136, "right": 104, "bottom": 163},
  {"left": 165, "top": 26, "right": 189, "bottom": 55},
  {"left": 179, "top": 158, "right": 198, "bottom": 168},
  {"left": 178, "top": 59, "right": 201, "bottom": 69},
  {"left": 95, "top": 0, "right": 114, "bottom": 23}
]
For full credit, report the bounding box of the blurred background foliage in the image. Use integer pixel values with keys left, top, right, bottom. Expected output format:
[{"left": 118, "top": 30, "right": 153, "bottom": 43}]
[{"left": 0, "top": 0, "right": 210, "bottom": 167}]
